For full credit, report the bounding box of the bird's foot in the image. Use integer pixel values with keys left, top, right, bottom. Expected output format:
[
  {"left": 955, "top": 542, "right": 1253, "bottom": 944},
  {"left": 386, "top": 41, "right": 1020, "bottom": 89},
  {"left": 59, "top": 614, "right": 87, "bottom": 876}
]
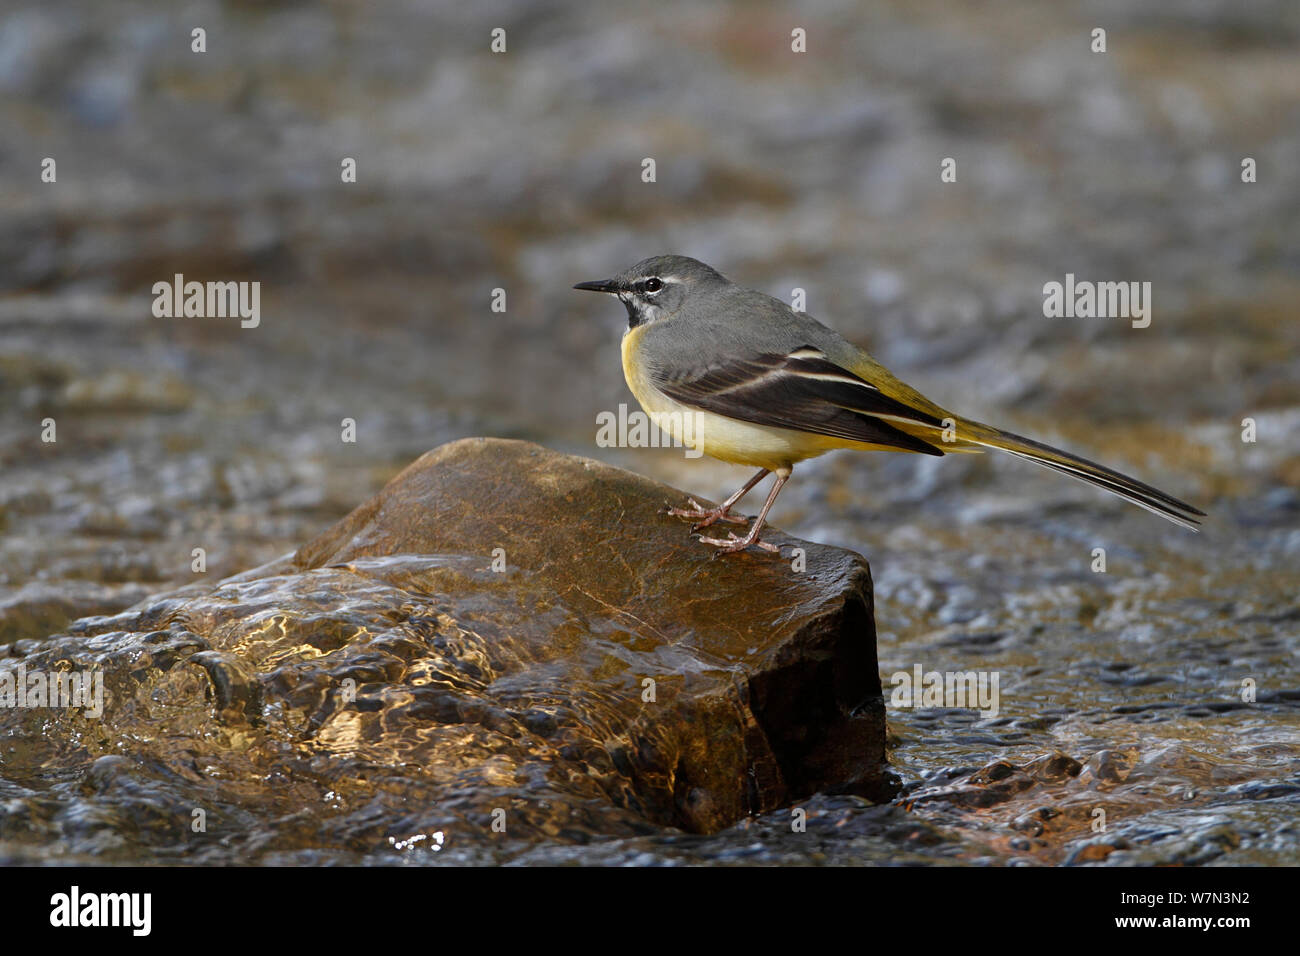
[
  {"left": 695, "top": 531, "right": 780, "bottom": 556},
  {"left": 664, "top": 498, "right": 749, "bottom": 531}
]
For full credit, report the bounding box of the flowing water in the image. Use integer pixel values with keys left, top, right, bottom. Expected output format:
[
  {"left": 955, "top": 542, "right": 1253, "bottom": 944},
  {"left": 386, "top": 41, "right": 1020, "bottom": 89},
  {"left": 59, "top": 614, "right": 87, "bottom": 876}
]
[{"left": 0, "top": 0, "right": 1297, "bottom": 864}]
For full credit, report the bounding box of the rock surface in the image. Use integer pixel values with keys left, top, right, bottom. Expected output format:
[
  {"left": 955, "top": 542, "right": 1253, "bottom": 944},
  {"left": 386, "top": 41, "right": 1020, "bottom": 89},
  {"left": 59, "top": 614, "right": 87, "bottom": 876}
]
[{"left": 0, "top": 439, "right": 888, "bottom": 862}]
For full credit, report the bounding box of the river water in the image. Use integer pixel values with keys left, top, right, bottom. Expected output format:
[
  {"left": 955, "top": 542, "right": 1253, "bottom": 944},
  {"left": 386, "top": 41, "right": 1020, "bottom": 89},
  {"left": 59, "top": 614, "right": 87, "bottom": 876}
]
[{"left": 1, "top": 0, "right": 1297, "bottom": 864}]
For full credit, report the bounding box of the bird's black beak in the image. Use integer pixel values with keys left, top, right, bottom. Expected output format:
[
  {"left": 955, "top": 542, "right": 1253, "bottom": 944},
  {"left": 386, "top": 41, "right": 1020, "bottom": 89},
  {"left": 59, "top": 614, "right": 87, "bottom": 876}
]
[{"left": 573, "top": 278, "right": 621, "bottom": 294}]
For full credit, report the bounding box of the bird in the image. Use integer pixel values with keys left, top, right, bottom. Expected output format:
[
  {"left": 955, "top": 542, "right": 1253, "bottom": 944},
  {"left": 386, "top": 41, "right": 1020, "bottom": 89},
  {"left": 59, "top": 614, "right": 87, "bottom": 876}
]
[{"left": 574, "top": 255, "right": 1204, "bottom": 555}]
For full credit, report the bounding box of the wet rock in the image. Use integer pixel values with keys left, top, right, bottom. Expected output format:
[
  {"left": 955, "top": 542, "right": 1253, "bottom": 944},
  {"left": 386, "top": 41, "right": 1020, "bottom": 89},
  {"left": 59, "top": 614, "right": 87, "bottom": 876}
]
[
  {"left": 909, "top": 751, "right": 1083, "bottom": 815},
  {"left": 1021, "top": 750, "right": 1084, "bottom": 782},
  {"left": 0, "top": 438, "right": 888, "bottom": 861},
  {"left": 0, "top": 580, "right": 153, "bottom": 647},
  {"left": 1080, "top": 748, "right": 1139, "bottom": 786},
  {"left": 1064, "top": 841, "right": 1121, "bottom": 865}
]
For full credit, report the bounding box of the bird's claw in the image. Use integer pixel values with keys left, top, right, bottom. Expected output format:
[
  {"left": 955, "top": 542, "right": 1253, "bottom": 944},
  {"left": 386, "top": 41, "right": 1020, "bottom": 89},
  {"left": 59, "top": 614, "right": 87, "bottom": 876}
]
[
  {"left": 665, "top": 498, "right": 748, "bottom": 529},
  {"left": 696, "top": 531, "right": 780, "bottom": 555}
]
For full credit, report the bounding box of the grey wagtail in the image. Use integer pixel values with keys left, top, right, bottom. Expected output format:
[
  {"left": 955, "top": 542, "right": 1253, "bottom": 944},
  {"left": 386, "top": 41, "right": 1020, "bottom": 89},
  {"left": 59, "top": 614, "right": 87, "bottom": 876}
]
[{"left": 575, "top": 255, "right": 1204, "bottom": 555}]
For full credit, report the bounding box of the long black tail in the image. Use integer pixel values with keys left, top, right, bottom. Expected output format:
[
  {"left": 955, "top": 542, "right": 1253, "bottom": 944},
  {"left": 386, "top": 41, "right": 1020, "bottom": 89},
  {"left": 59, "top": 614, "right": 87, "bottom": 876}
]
[{"left": 957, "top": 419, "right": 1206, "bottom": 530}]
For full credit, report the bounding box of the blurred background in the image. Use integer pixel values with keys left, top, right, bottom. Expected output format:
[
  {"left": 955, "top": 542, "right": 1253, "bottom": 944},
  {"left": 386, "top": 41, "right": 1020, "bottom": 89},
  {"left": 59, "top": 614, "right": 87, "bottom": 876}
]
[{"left": 1, "top": 0, "right": 1297, "bottom": 863}]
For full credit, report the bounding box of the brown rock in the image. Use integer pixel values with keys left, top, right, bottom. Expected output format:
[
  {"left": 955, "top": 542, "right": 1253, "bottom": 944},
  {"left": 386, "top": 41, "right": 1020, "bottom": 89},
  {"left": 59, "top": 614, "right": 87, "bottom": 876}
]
[
  {"left": 293, "top": 439, "right": 892, "bottom": 827},
  {"left": 0, "top": 438, "right": 889, "bottom": 861}
]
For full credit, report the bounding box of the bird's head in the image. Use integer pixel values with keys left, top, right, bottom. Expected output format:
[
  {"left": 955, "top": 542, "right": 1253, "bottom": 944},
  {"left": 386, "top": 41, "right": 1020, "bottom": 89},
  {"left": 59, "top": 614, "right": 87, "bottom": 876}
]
[{"left": 574, "top": 255, "right": 728, "bottom": 329}]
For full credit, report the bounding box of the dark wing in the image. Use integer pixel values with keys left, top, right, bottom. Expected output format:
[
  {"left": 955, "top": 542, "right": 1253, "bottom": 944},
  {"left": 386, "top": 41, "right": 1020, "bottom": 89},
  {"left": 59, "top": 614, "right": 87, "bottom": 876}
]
[{"left": 652, "top": 346, "right": 946, "bottom": 456}]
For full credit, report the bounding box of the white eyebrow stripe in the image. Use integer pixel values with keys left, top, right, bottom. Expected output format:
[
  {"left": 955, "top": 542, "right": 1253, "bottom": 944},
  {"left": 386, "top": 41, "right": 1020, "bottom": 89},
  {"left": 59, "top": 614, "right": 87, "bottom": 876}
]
[{"left": 638, "top": 275, "right": 676, "bottom": 293}]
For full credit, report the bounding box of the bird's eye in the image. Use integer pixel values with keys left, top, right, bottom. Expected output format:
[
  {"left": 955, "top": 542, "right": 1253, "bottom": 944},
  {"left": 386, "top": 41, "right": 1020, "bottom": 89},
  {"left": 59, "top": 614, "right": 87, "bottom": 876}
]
[{"left": 643, "top": 277, "right": 663, "bottom": 294}]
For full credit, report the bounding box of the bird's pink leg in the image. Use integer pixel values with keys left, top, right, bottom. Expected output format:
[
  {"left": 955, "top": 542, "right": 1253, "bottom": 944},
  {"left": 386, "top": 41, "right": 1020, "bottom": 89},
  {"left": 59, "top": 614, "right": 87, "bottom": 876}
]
[
  {"left": 665, "top": 467, "right": 769, "bottom": 531},
  {"left": 697, "top": 469, "right": 790, "bottom": 555}
]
